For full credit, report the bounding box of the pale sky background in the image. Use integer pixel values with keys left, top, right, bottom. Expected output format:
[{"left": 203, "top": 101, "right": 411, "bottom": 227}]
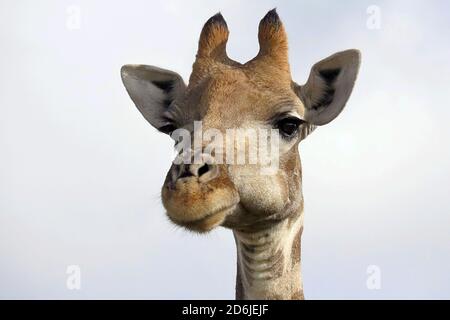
[{"left": 1, "top": 0, "right": 449, "bottom": 299}]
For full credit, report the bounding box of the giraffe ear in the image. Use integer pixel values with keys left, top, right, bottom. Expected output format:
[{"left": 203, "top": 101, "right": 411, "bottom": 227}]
[
  {"left": 295, "top": 50, "right": 361, "bottom": 126},
  {"left": 121, "top": 64, "right": 186, "bottom": 134}
]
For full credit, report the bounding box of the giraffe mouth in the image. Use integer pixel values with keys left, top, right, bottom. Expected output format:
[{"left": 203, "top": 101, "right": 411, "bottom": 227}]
[{"left": 167, "top": 204, "right": 237, "bottom": 233}]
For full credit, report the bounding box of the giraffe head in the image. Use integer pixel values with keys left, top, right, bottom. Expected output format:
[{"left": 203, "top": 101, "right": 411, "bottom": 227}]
[{"left": 121, "top": 10, "right": 360, "bottom": 233}]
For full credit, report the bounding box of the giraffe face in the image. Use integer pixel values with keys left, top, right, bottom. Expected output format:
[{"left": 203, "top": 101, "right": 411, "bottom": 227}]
[
  {"left": 121, "top": 10, "right": 360, "bottom": 233},
  {"left": 159, "top": 64, "right": 305, "bottom": 233}
]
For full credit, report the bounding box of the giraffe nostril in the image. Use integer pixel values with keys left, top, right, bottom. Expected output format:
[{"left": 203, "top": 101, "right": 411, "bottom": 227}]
[
  {"left": 197, "top": 163, "right": 210, "bottom": 177},
  {"left": 174, "top": 162, "right": 217, "bottom": 182},
  {"left": 178, "top": 167, "right": 194, "bottom": 179}
]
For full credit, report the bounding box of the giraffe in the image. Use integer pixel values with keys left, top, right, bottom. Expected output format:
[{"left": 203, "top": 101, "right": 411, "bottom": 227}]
[{"left": 121, "top": 9, "right": 360, "bottom": 300}]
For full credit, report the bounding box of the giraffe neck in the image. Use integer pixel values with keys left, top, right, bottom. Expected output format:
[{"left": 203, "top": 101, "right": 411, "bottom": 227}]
[{"left": 233, "top": 211, "right": 304, "bottom": 300}]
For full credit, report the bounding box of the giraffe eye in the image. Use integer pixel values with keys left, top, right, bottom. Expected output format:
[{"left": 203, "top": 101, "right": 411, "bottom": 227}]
[
  {"left": 158, "top": 123, "right": 176, "bottom": 135},
  {"left": 158, "top": 116, "right": 177, "bottom": 135},
  {"left": 275, "top": 117, "right": 304, "bottom": 138}
]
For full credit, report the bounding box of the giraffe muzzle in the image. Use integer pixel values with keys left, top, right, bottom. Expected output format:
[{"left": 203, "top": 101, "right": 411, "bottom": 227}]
[{"left": 161, "top": 162, "right": 240, "bottom": 233}]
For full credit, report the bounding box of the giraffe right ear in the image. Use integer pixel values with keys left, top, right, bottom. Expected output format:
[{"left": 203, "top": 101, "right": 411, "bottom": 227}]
[{"left": 121, "top": 64, "right": 186, "bottom": 133}]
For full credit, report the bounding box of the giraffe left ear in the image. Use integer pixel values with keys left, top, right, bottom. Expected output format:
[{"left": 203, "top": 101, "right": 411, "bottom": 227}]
[
  {"left": 121, "top": 64, "right": 186, "bottom": 134},
  {"left": 294, "top": 49, "right": 361, "bottom": 126}
]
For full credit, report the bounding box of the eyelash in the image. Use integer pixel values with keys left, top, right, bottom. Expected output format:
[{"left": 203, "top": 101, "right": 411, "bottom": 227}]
[
  {"left": 159, "top": 115, "right": 177, "bottom": 134},
  {"left": 158, "top": 123, "right": 176, "bottom": 134},
  {"left": 274, "top": 117, "right": 304, "bottom": 139}
]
